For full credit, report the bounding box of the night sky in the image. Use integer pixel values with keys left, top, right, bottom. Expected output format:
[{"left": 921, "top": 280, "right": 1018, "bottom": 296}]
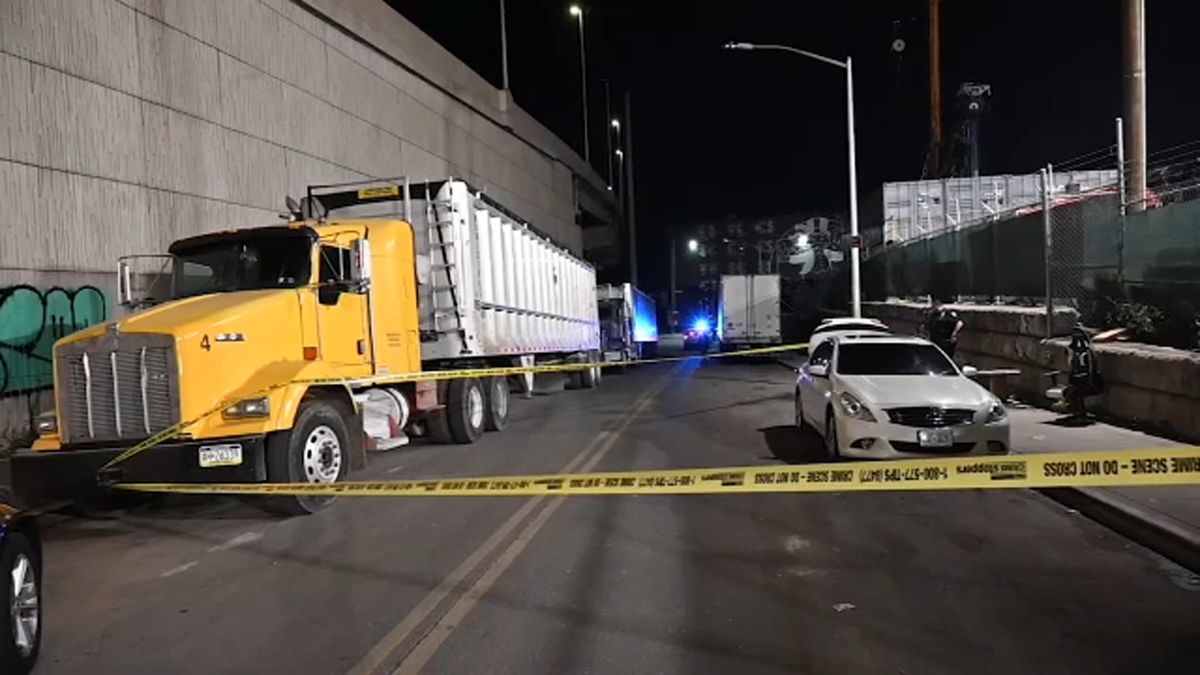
[{"left": 389, "top": 0, "right": 1200, "bottom": 291}]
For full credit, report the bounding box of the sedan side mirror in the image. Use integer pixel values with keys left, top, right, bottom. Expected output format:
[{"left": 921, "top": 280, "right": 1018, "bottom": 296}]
[
  {"left": 807, "top": 364, "right": 828, "bottom": 378},
  {"left": 961, "top": 365, "right": 979, "bottom": 377}
]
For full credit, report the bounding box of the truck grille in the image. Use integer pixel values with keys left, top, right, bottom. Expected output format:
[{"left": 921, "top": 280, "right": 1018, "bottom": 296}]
[
  {"left": 886, "top": 407, "right": 975, "bottom": 428},
  {"left": 56, "top": 333, "right": 180, "bottom": 444}
]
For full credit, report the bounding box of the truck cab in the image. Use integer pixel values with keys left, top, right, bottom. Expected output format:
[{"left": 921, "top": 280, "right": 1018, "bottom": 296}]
[{"left": 20, "top": 213, "right": 418, "bottom": 513}]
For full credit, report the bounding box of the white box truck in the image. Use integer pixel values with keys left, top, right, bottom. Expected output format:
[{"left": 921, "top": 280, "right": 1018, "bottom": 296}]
[
  {"left": 596, "top": 283, "right": 658, "bottom": 363},
  {"left": 718, "top": 274, "right": 781, "bottom": 350}
]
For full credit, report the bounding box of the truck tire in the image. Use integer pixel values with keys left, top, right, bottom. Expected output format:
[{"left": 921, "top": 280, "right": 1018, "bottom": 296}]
[
  {"left": 483, "top": 377, "right": 510, "bottom": 431},
  {"left": 579, "top": 357, "right": 598, "bottom": 389},
  {"left": 565, "top": 368, "right": 582, "bottom": 390},
  {"left": 263, "top": 399, "right": 350, "bottom": 516},
  {"left": 0, "top": 532, "right": 40, "bottom": 675},
  {"left": 446, "top": 377, "right": 486, "bottom": 444}
]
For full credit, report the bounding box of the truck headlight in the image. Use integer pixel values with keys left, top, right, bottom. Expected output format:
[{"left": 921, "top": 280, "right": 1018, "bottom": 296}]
[
  {"left": 36, "top": 411, "right": 57, "bottom": 434},
  {"left": 837, "top": 392, "right": 876, "bottom": 422},
  {"left": 223, "top": 397, "right": 270, "bottom": 419},
  {"left": 985, "top": 398, "right": 1007, "bottom": 423}
]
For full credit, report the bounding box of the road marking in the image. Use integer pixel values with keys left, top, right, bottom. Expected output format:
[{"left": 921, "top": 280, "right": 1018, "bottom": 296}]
[
  {"left": 347, "top": 367, "right": 678, "bottom": 675},
  {"left": 160, "top": 561, "right": 198, "bottom": 578},
  {"left": 390, "top": 376, "right": 669, "bottom": 674},
  {"left": 782, "top": 535, "right": 811, "bottom": 554},
  {"left": 206, "top": 531, "right": 263, "bottom": 554}
]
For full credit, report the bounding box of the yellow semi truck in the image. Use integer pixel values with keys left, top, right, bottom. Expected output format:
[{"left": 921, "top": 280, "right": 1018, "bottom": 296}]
[{"left": 14, "top": 179, "right": 601, "bottom": 514}]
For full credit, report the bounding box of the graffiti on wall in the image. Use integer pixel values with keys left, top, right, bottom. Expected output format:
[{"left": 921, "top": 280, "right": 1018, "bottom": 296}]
[{"left": 0, "top": 285, "right": 107, "bottom": 396}]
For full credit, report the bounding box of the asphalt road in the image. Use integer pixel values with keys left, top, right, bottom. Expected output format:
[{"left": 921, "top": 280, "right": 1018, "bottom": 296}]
[{"left": 35, "top": 359, "right": 1200, "bottom": 674}]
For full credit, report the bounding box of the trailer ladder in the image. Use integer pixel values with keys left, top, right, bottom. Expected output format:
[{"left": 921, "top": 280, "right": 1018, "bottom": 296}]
[{"left": 426, "top": 199, "right": 468, "bottom": 345}]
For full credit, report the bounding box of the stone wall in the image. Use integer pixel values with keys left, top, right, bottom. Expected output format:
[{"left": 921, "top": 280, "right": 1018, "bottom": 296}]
[
  {"left": 0, "top": 0, "right": 613, "bottom": 445},
  {"left": 865, "top": 301, "right": 1200, "bottom": 442}
]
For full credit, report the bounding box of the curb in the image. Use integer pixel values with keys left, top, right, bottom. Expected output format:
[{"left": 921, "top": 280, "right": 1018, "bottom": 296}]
[{"left": 1039, "top": 486, "right": 1200, "bottom": 573}]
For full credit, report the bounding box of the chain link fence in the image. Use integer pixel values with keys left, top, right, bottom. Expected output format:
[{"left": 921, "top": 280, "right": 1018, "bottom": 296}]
[
  {"left": 1047, "top": 187, "right": 1121, "bottom": 331},
  {"left": 867, "top": 167, "right": 1200, "bottom": 347}
]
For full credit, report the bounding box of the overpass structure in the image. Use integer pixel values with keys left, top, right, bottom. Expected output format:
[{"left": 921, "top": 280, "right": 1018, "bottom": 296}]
[{"left": 0, "top": 0, "right": 620, "bottom": 436}]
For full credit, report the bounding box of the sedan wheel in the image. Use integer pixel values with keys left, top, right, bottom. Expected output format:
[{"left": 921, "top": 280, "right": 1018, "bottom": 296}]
[
  {"left": 1, "top": 532, "right": 41, "bottom": 673},
  {"left": 793, "top": 391, "right": 806, "bottom": 431},
  {"left": 824, "top": 412, "right": 841, "bottom": 461}
]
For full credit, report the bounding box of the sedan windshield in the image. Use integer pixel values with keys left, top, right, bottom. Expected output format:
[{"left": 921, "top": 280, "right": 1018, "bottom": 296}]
[
  {"left": 170, "top": 236, "right": 312, "bottom": 299},
  {"left": 837, "top": 342, "right": 958, "bottom": 376}
]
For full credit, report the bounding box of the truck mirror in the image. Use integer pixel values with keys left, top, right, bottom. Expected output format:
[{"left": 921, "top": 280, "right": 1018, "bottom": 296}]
[
  {"left": 117, "top": 258, "right": 134, "bottom": 307},
  {"left": 116, "top": 255, "right": 176, "bottom": 309},
  {"left": 350, "top": 238, "right": 372, "bottom": 293}
]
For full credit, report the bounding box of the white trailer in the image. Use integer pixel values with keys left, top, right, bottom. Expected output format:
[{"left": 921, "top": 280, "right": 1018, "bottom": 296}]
[
  {"left": 310, "top": 179, "right": 602, "bottom": 447},
  {"left": 318, "top": 179, "right": 600, "bottom": 365},
  {"left": 718, "top": 274, "right": 781, "bottom": 350},
  {"left": 412, "top": 181, "right": 599, "bottom": 362}
]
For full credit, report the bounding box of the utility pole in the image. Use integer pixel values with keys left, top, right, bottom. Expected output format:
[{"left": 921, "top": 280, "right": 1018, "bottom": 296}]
[
  {"left": 928, "top": 0, "right": 942, "bottom": 176},
  {"left": 624, "top": 91, "right": 638, "bottom": 286},
  {"left": 1124, "top": 0, "right": 1147, "bottom": 211}
]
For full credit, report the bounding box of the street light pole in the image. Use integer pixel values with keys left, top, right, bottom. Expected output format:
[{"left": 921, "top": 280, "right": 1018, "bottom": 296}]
[
  {"left": 624, "top": 90, "right": 638, "bottom": 286},
  {"left": 845, "top": 56, "right": 861, "bottom": 318},
  {"left": 603, "top": 80, "right": 614, "bottom": 189},
  {"left": 499, "top": 0, "right": 510, "bottom": 92},
  {"left": 570, "top": 5, "right": 591, "bottom": 163},
  {"left": 723, "top": 42, "right": 862, "bottom": 317}
]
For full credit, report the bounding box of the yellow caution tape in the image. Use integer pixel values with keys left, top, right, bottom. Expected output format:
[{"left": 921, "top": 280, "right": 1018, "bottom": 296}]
[
  {"left": 99, "top": 343, "right": 807, "bottom": 471},
  {"left": 115, "top": 447, "right": 1200, "bottom": 497}
]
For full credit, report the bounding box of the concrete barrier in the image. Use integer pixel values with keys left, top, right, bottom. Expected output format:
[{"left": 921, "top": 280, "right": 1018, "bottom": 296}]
[{"left": 864, "top": 301, "right": 1200, "bottom": 442}]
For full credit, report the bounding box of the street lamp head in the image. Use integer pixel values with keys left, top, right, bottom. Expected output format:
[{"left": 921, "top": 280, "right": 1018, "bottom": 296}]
[
  {"left": 687, "top": 239, "right": 699, "bottom": 253},
  {"left": 610, "top": 118, "right": 620, "bottom": 130},
  {"left": 723, "top": 42, "right": 754, "bottom": 51},
  {"left": 615, "top": 148, "right": 624, "bottom": 160},
  {"left": 569, "top": 5, "right": 582, "bottom": 17}
]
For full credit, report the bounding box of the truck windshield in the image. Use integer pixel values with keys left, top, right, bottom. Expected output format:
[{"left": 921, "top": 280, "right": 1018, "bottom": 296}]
[{"left": 170, "top": 236, "right": 312, "bottom": 299}]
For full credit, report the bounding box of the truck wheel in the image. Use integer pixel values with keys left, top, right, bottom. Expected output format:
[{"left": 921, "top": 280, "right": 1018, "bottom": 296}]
[
  {"left": 579, "top": 360, "right": 598, "bottom": 389},
  {"left": 446, "top": 377, "right": 486, "bottom": 443},
  {"left": 0, "top": 532, "right": 40, "bottom": 675},
  {"left": 483, "top": 377, "right": 510, "bottom": 431},
  {"left": 263, "top": 399, "right": 350, "bottom": 516},
  {"left": 565, "top": 369, "right": 582, "bottom": 389}
]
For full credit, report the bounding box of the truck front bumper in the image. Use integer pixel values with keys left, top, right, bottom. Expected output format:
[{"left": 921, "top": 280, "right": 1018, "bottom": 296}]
[{"left": 10, "top": 436, "right": 267, "bottom": 507}]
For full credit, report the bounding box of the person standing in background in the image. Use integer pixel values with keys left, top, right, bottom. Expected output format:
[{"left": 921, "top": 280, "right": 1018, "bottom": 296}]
[{"left": 925, "top": 300, "right": 964, "bottom": 359}]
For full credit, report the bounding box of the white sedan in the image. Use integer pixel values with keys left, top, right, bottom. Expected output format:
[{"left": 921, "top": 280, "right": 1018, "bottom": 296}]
[
  {"left": 795, "top": 334, "right": 1010, "bottom": 460},
  {"left": 808, "top": 317, "right": 890, "bottom": 351}
]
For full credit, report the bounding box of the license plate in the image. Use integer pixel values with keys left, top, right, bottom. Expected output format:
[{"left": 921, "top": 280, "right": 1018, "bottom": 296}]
[
  {"left": 199, "top": 443, "right": 243, "bottom": 468},
  {"left": 917, "top": 429, "right": 954, "bottom": 448}
]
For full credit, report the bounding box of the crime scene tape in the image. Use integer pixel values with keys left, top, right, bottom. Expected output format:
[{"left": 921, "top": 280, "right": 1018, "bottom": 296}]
[
  {"left": 115, "top": 447, "right": 1200, "bottom": 497},
  {"left": 99, "top": 343, "right": 808, "bottom": 471}
]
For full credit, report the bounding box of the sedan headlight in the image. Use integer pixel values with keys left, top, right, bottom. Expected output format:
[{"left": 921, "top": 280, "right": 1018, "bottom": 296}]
[
  {"left": 837, "top": 392, "right": 877, "bottom": 422},
  {"left": 35, "top": 410, "right": 57, "bottom": 434},
  {"left": 223, "top": 397, "right": 271, "bottom": 419},
  {"left": 985, "top": 398, "right": 1007, "bottom": 423}
]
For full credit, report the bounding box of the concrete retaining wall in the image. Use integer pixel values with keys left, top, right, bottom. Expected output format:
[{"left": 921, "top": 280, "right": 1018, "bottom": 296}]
[
  {"left": 0, "top": 0, "right": 612, "bottom": 445},
  {"left": 864, "top": 301, "right": 1200, "bottom": 442}
]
